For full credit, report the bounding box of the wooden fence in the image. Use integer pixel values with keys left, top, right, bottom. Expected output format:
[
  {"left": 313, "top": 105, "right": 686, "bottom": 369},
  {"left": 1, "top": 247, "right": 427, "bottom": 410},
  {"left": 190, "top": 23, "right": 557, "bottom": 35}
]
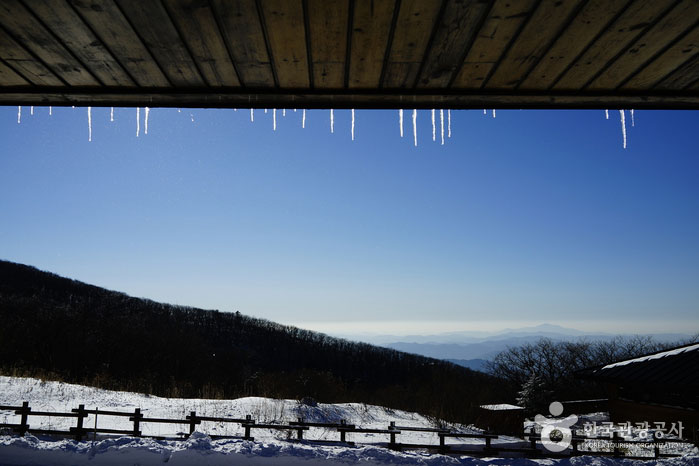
[{"left": 0, "top": 401, "right": 690, "bottom": 459}]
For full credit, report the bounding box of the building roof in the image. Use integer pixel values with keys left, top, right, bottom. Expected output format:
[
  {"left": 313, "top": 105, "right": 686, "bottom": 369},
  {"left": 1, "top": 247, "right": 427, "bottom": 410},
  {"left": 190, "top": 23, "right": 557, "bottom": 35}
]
[
  {"left": 578, "top": 343, "right": 699, "bottom": 390},
  {"left": 1, "top": 0, "right": 698, "bottom": 110}
]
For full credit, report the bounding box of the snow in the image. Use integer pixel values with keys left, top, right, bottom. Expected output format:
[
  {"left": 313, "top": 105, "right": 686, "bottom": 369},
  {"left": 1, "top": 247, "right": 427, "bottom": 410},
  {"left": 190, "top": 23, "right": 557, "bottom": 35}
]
[
  {"left": 302, "top": 109, "right": 306, "bottom": 128},
  {"left": 87, "top": 106, "right": 92, "bottom": 142},
  {"left": 1, "top": 377, "right": 697, "bottom": 465},
  {"left": 448, "top": 110, "right": 451, "bottom": 138},
  {"left": 480, "top": 404, "right": 523, "bottom": 411},
  {"left": 399, "top": 109, "right": 404, "bottom": 137},
  {"left": 412, "top": 109, "right": 417, "bottom": 147},
  {"left": 619, "top": 110, "right": 626, "bottom": 149},
  {"left": 351, "top": 109, "right": 355, "bottom": 141},
  {"left": 440, "top": 109, "right": 445, "bottom": 145},
  {"left": 330, "top": 109, "right": 334, "bottom": 133},
  {"left": 601, "top": 343, "right": 699, "bottom": 370},
  {"left": 136, "top": 107, "right": 140, "bottom": 137},
  {"left": 110, "top": 106, "right": 113, "bottom": 122},
  {"left": 145, "top": 106, "right": 150, "bottom": 134},
  {"left": 16, "top": 105, "right": 20, "bottom": 124},
  {"left": 432, "top": 109, "right": 436, "bottom": 142}
]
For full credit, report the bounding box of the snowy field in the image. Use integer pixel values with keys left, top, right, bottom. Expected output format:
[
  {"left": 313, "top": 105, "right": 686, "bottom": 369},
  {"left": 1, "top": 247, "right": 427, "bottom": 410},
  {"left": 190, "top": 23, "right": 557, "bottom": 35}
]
[{"left": 1, "top": 376, "right": 698, "bottom": 465}]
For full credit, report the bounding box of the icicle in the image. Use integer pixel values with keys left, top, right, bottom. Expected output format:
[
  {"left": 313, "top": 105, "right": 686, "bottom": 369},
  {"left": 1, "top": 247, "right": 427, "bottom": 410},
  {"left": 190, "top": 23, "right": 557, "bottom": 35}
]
[
  {"left": 282, "top": 109, "right": 286, "bottom": 117},
  {"left": 49, "top": 106, "right": 52, "bottom": 116},
  {"left": 351, "top": 109, "right": 355, "bottom": 141},
  {"left": 619, "top": 109, "right": 626, "bottom": 149},
  {"left": 136, "top": 107, "right": 140, "bottom": 137},
  {"left": 110, "top": 107, "right": 114, "bottom": 122},
  {"left": 178, "top": 108, "right": 182, "bottom": 113},
  {"left": 399, "top": 109, "right": 404, "bottom": 137},
  {"left": 492, "top": 109, "right": 496, "bottom": 118},
  {"left": 144, "top": 107, "right": 150, "bottom": 134},
  {"left": 330, "top": 109, "right": 334, "bottom": 133},
  {"left": 30, "top": 106, "right": 34, "bottom": 116},
  {"left": 273, "top": 108, "right": 277, "bottom": 131},
  {"left": 302, "top": 109, "right": 306, "bottom": 128},
  {"left": 264, "top": 108, "right": 268, "bottom": 114},
  {"left": 294, "top": 109, "right": 297, "bottom": 112},
  {"left": 17, "top": 106, "right": 21, "bottom": 124},
  {"left": 440, "top": 109, "right": 444, "bottom": 145},
  {"left": 605, "top": 109, "right": 609, "bottom": 120},
  {"left": 630, "top": 109, "right": 635, "bottom": 127},
  {"left": 250, "top": 108, "right": 254, "bottom": 122},
  {"left": 87, "top": 106, "right": 92, "bottom": 142},
  {"left": 483, "top": 109, "right": 486, "bottom": 115},
  {"left": 412, "top": 109, "right": 417, "bottom": 147},
  {"left": 431, "top": 109, "right": 436, "bottom": 142},
  {"left": 448, "top": 109, "right": 451, "bottom": 138}
]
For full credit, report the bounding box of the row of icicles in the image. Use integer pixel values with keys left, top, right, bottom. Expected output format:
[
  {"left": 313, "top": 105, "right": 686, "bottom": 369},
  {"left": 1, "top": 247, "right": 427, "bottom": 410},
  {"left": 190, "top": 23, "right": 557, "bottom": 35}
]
[{"left": 16, "top": 106, "right": 634, "bottom": 148}]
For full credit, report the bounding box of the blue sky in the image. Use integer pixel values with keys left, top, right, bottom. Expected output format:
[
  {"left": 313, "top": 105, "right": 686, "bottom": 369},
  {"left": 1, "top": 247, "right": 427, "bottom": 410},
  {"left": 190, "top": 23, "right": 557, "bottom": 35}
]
[{"left": 1, "top": 106, "right": 697, "bottom": 336}]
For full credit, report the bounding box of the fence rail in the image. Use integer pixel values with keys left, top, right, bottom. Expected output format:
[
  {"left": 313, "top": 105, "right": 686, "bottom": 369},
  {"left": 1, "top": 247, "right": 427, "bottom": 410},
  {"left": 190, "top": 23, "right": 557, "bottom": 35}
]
[{"left": 0, "top": 401, "right": 690, "bottom": 459}]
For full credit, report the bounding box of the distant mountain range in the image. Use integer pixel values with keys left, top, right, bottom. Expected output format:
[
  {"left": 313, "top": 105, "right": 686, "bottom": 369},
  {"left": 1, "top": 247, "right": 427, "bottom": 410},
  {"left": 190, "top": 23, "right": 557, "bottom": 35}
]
[{"left": 335, "top": 323, "right": 694, "bottom": 364}]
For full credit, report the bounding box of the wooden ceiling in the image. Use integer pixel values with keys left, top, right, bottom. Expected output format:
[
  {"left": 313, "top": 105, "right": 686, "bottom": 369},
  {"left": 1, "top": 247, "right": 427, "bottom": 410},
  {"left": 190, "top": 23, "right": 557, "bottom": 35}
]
[{"left": 0, "top": 0, "right": 698, "bottom": 109}]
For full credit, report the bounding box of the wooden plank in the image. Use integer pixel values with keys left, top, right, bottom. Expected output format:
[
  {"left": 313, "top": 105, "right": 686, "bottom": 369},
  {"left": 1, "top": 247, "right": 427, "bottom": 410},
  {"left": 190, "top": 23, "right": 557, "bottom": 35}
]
[
  {"left": 24, "top": 0, "right": 134, "bottom": 86},
  {"left": 382, "top": 0, "right": 442, "bottom": 88},
  {"left": 0, "top": 28, "right": 62, "bottom": 85},
  {"left": 0, "top": 0, "right": 98, "bottom": 85},
  {"left": 115, "top": 0, "right": 204, "bottom": 86},
  {"left": 259, "top": 0, "right": 309, "bottom": 88},
  {"left": 519, "top": 0, "right": 629, "bottom": 90},
  {"left": 417, "top": 0, "right": 491, "bottom": 88},
  {"left": 553, "top": 0, "right": 673, "bottom": 90},
  {"left": 348, "top": 0, "right": 395, "bottom": 88},
  {"left": 69, "top": 0, "right": 170, "bottom": 87},
  {"left": 0, "top": 60, "right": 29, "bottom": 86},
  {"left": 588, "top": 2, "right": 699, "bottom": 89},
  {"left": 655, "top": 53, "right": 699, "bottom": 90},
  {"left": 209, "top": 0, "right": 274, "bottom": 87},
  {"left": 623, "top": 25, "right": 699, "bottom": 89},
  {"left": 3, "top": 88, "right": 698, "bottom": 109},
  {"left": 307, "top": 0, "right": 349, "bottom": 89},
  {"left": 487, "top": 0, "right": 586, "bottom": 89},
  {"left": 452, "top": 0, "right": 537, "bottom": 89},
  {"left": 161, "top": 0, "right": 239, "bottom": 87}
]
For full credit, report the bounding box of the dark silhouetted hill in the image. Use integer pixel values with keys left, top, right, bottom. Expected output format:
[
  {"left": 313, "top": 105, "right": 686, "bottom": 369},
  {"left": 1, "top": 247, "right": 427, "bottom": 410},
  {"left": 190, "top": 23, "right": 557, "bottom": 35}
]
[{"left": 0, "top": 260, "right": 508, "bottom": 422}]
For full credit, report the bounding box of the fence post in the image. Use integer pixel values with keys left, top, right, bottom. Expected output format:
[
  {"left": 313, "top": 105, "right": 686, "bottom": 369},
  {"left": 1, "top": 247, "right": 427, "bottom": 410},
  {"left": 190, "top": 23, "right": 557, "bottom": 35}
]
[
  {"left": 654, "top": 435, "right": 660, "bottom": 458},
  {"left": 132, "top": 408, "right": 142, "bottom": 437},
  {"left": 612, "top": 431, "right": 620, "bottom": 457},
  {"left": 439, "top": 433, "right": 446, "bottom": 452},
  {"left": 340, "top": 419, "right": 346, "bottom": 443},
  {"left": 485, "top": 434, "right": 492, "bottom": 451},
  {"left": 243, "top": 414, "right": 253, "bottom": 441},
  {"left": 73, "top": 404, "right": 86, "bottom": 441},
  {"left": 297, "top": 417, "right": 303, "bottom": 440},
  {"left": 17, "top": 401, "right": 30, "bottom": 436},
  {"left": 529, "top": 426, "right": 537, "bottom": 451},
  {"left": 188, "top": 411, "right": 197, "bottom": 437},
  {"left": 389, "top": 421, "right": 396, "bottom": 447}
]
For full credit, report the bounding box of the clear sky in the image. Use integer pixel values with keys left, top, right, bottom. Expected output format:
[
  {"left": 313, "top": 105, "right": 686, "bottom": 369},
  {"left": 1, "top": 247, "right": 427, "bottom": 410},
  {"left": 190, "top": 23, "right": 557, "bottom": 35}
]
[{"left": 1, "top": 105, "right": 697, "bottom": 336}]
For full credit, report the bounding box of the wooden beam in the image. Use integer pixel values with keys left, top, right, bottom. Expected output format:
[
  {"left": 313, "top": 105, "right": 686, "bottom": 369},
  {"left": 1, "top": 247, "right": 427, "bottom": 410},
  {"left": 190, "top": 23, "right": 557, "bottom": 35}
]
[
  {"left": 0, "top": 59, "right": 29, "bottom": 86},
  {"left": 307, "top": 0, "right": 349, "bottom": 89},
  {"left": 1, "top": 87, "right": 697, "bottom": 109},
  {"left": 0, "top": 27, "right": 63, "bottom": 86},
  {"left": 348, "top": 0, "right": 395, "bottom": 88}
]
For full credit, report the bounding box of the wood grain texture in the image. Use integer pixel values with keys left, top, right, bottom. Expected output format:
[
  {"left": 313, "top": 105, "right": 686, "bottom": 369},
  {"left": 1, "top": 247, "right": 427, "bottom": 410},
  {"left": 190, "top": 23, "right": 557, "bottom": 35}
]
[
  {"left": 24, "top": 0, "right": 135, "bottom": 86},
  {"left": 210, "top": 0, "right": 274, "bottom": 87},
  {"left": 0, "top": 0, "right": 98, "bottom": 85},
  {"left": 348, "top": 0, "right": 395, "bottom": 89},
  {"left": 68, "top": 0, "right": 169, "bottom": 87},
  {"left": 587, "top": 1, "right": 699, "bottom": 89},
  {"left": 0, "top": 59, "right": 29, "bottom": 86},
  {"left": 519, "top": 0, "right": 629, "bottom": 90},
  {"left": 452, "top": 0, "right": 536, "bottom": 89},
  {"left": 654, "top": 53, "right": 699, "bottom": 90},
  {"left": 307, "top": 0, "right": 348, "bottom": 89},
  {"left": 417, "top": 0, "right": 491, "bottom": 88},
  {"left": 259, "top": 0, "right": 309, "bottom": 88},
  {"left": 553, "top": 0, "right": 673, "bottom": 90},
  {"left": 487, "top": 0, "right": 585, "bottom": 89},
  {"left": 161, "top": 0, "right": 239, "bottom": 87},
  {"left": 383, "top": 0, "right": 441, "bottom": 89},
  {"left": 0, "top": 27, "right": 63, "bottom": 86},
  {"left": 116, "top": 0, "right": 204, "bottom": 86},
  {"left": 623, "top": 24, "right": 699, "bottom": 89}
]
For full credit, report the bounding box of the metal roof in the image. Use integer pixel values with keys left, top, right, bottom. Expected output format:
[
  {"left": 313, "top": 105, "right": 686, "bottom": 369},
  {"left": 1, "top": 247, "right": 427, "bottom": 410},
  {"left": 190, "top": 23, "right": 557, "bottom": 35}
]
[
  {"left": 578, "top": 343, "right": 699, "bottom": 390},
  {"left": 1, "top": 0, "right": 698, "bottom": 109}
]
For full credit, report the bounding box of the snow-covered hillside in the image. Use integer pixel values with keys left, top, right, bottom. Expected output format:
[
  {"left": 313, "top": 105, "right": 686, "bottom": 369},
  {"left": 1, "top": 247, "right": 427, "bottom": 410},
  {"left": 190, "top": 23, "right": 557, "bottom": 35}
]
[{"left": 1, "top": 376, "right": 697, "bottom": 465}]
